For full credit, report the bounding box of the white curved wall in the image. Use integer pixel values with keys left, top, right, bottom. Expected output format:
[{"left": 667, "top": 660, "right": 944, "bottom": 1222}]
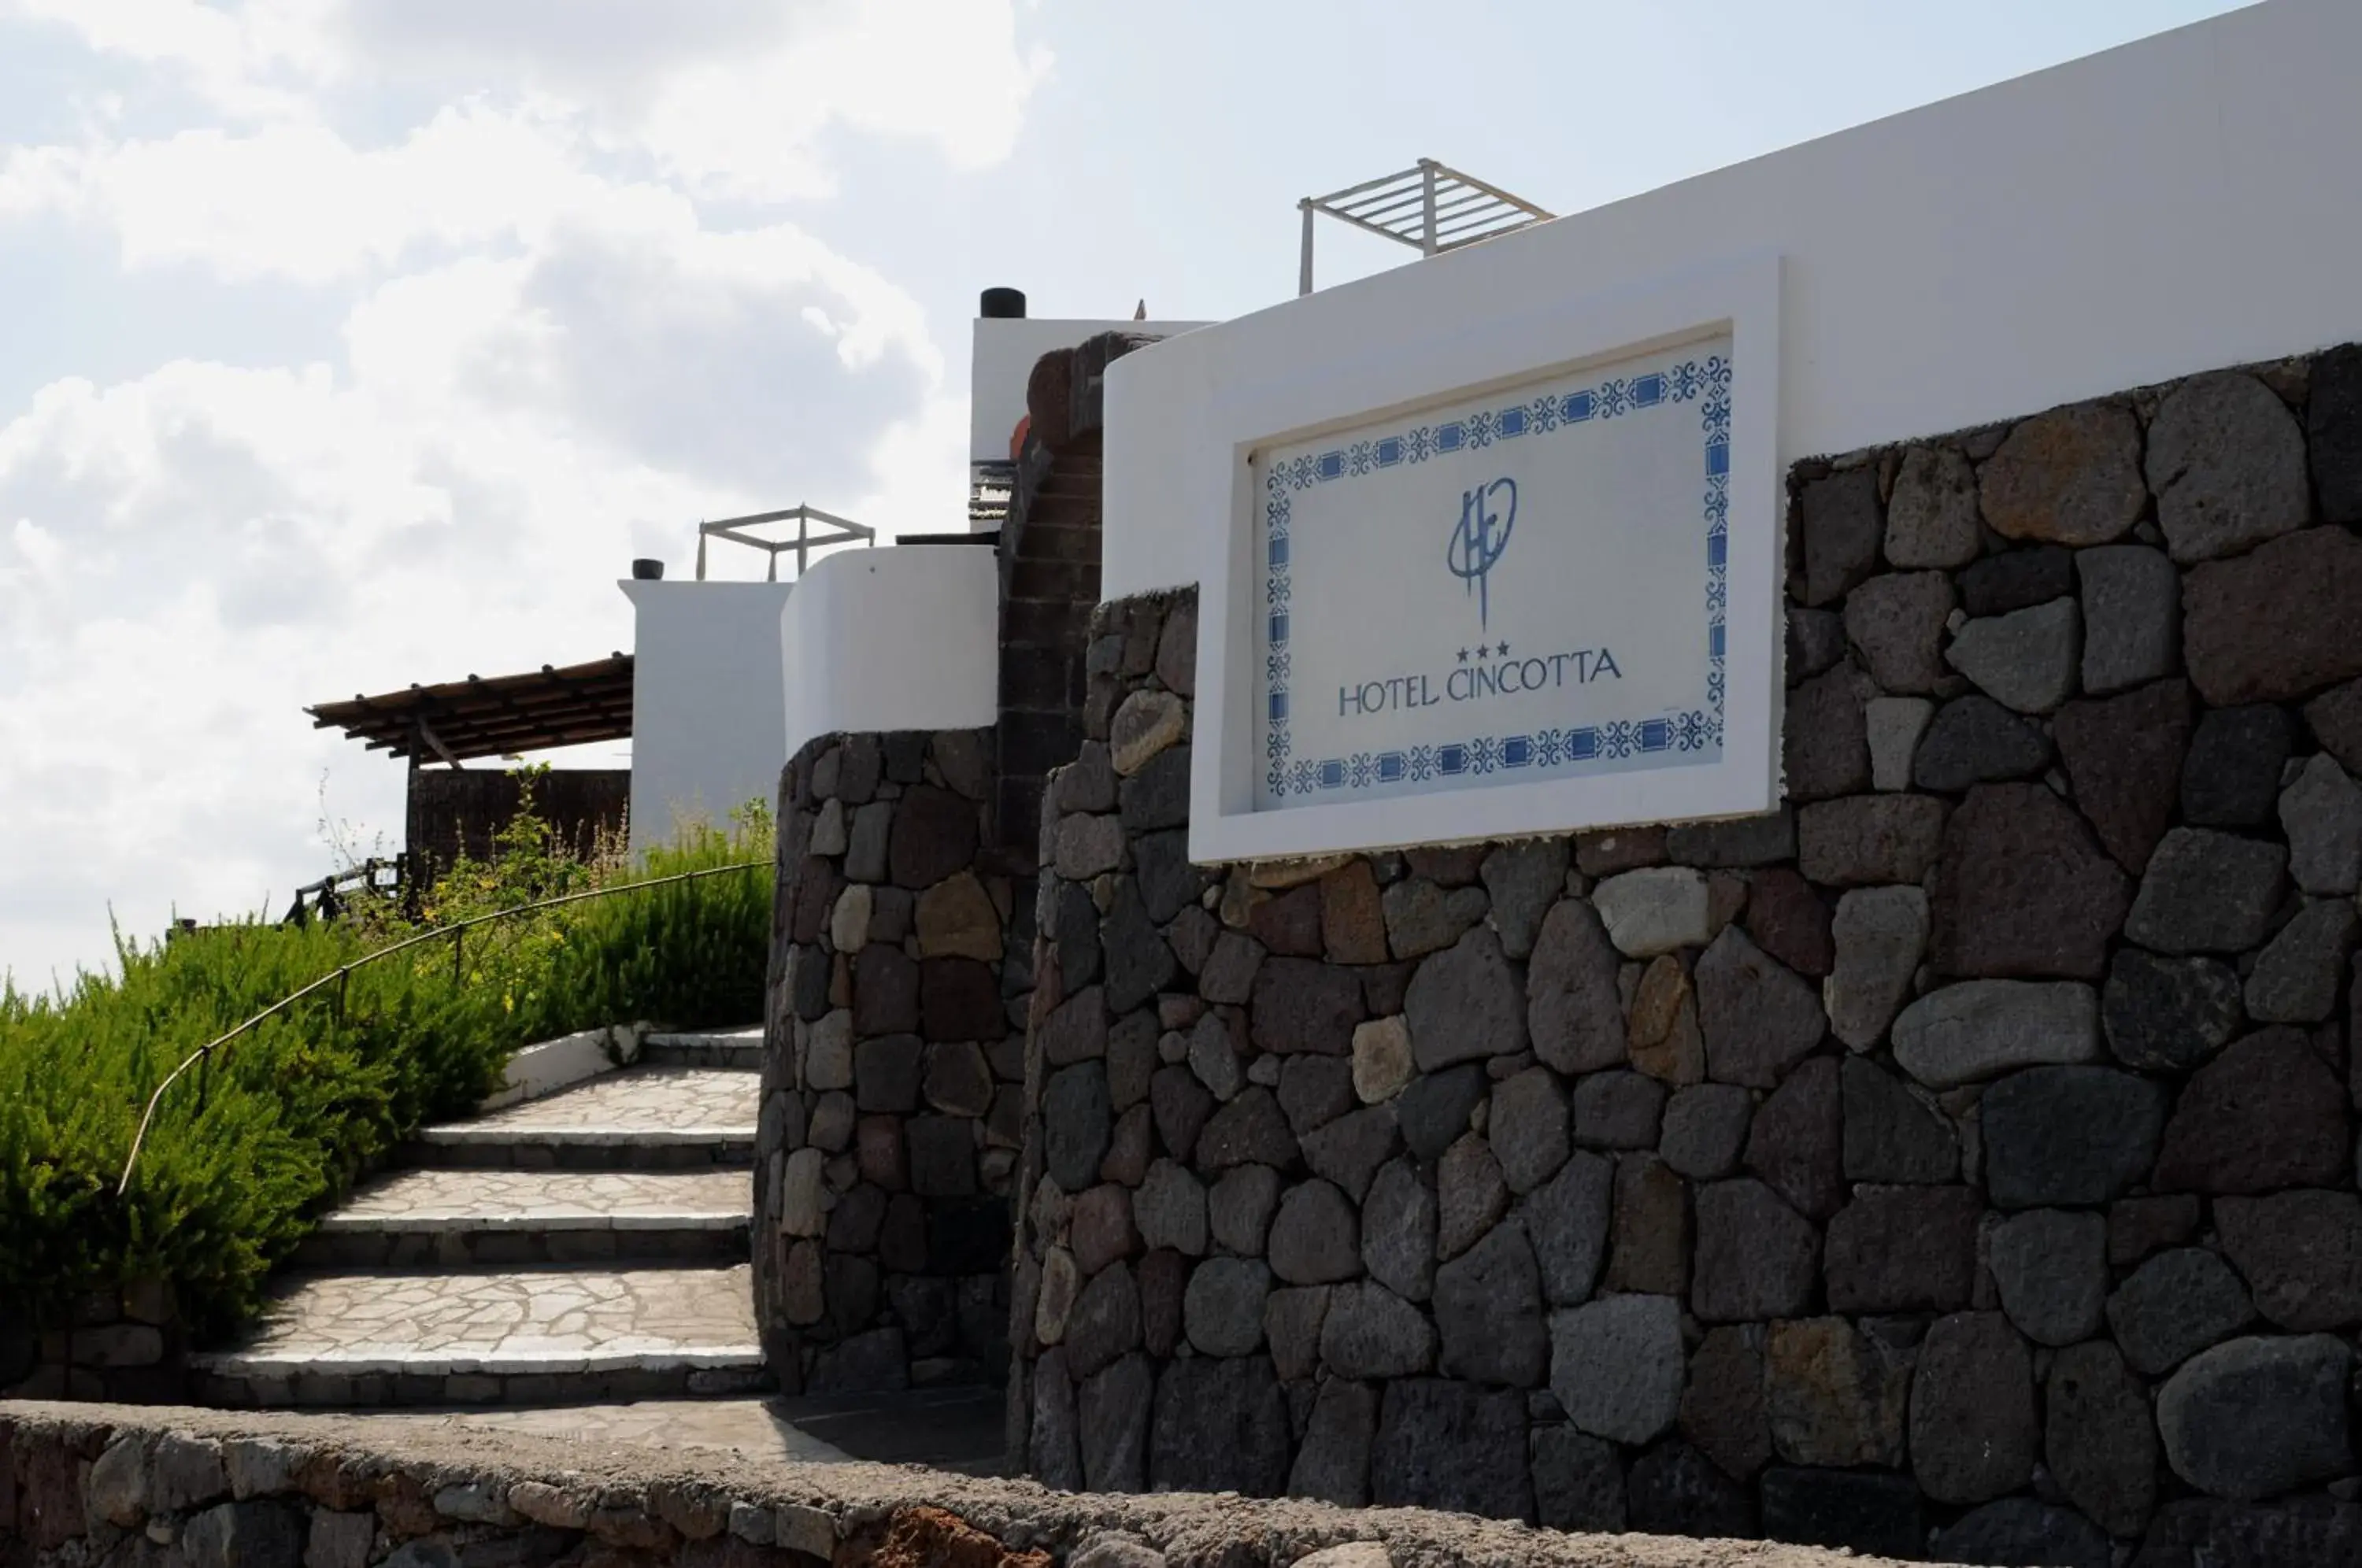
[
  {"left": 780, "top": 542, "right": 1001, "bottom": 762},
  {"left": 1104, "top": 0, "right": 2362, "bottom": 600}
]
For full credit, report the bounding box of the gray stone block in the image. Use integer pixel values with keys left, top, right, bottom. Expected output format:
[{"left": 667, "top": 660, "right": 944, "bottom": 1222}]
[
  {"left": 1569, "top": 1068, "right": 1664, "bottom": 1152},
  {"left": 1823, "top": 886, "right": 1927, "bottom": 1049},
  {"left": 1982, "top": 1065, "right": 2168, "bottom": 1208},
  {"left": 1909, "top": 1311, "right": 2038, "bottom": 1506},
  {"left": 1988, "top": 1208, "right": 2106, "bottom": 1347},
  {"left": 1864, "top": 696, "right": 1933, "bottom": 791},
  {"left": 2244, "top": 897, "right": 2357, "bottom": 1023},
  {"left": 1796, "top": 793, "right": 1948, "bottom": 886},
  {"left": 1883, "top": 444, "right": 1982, "bottom": 568},
  {"left": 1287, "top": 1377, "right": 1378, "bottom": 1505},
  {"left": 1079, "top": 1352, "right": 1153, "bottom": 1492},
  {"left": 2106, "top": 1248, "right": 2256, "bottom": 1375},
  {"left": 1207, "top": 1162, "right": 1280, "bottom": 1256},
  {"left": 1403, "top": 927, "right": 1525, "bottom": 1071},
  {"left": 1359, "top": 1158, "right": 1436, "bottom": 1302},
  {"left": 1531, "top": 1427, "right": 1627, "bottom": 1533},
  {"left": 1823, "top": 1184, "right": 1979, "bottom": 1315},
  {"left": 1931, "top": 1499, "right": 2110, "bottom": 1568},
  {"left": 1267, "top": 1179, "right": 1360, "bottom": 1285},
  {"left": 1549, "top": 1293, "right": 1684, "bottom": 1445},
  {"left": 1846, "top": 570, "right": 1956, "bottom": 694},
  {"left": 2147, "top": 370, "right": 2311, "bottom": 564},
  {"left": 1320, "top": 1281, "right": 1434, "bottom": 1379},
  {"left": 1695, "top": 925, "right": 1827, "bottom": 1088},
  {"left": 1480, "top": 841, "right": 1568, "bottom": 959},
  {"left": 1148, "top": 1355, "right": 1290, "bottom": 1496},
  {"left": 1436, "top": 1133, "right": 1508, "bottom": 1259},
  {"left": 2182, "top": 704, "right": 2295, "bottom": 827},
  {"left": 2215, "top": 1189, "right": 2362, "bottom": 1331},
  {"left": 2102, "top": 949, "right": 2245, "bottom": 1071},
  {"left": 1946, "top": 598, "right": 2081, "bottom": 713},
  {"left": 1657, "top": 1082, "right": 1752, "bottom": 1180},
  {"left": 1691, "top": 1178, "right": 1818, "bottom": 1322},
  {"left": 2078, "top": 543, "right": 2181, "bottom": 694},
  {"left": 2157, "top": 1335, "right": 2354, "bottom": 1501},
  {"left": 1182, "top": 1257, "right": 1270, "bottom": 1357},
  {"left": 1664, "top": 808, "right": 1797, "bottom": 867},
  {"left": 2282, "top": 753, "right": 2362, "bottom": 895},
  {"left": 1891, "top": 979, "right": 2099, "bottom": 1087},
  {"left": 1591, "top": 867, "right": 1712, "bottom": 957},
  {"left": 1799, "top": 467, "right": 1883, "bottom": 605},
  {"left": 1299, "top": 1104, "right": 1399, "bottom": 1203},
  {"left": 1679, "top": 1325, "right": 1772, "bottom": 1483},
  {"left": 2045, "top": 1341, "right": 2157, "bottom": 1539},
  {"left": 1911, "top": 694, "right": 2053, "bottom": 792},
  {"left": 1526, "top": 899, "right": 1627, "bottom": 1075},
  {"left": 2153, "top": 1026, "right": 2350, "bottom": 1195},
  {"left": 1432, "top": 1221, "right": 1547, "bottom": 1389},
  {"left": 1369, "top": 1378, "right": 1533, "bottom": 1518},
  {"left": 1839, "top": 1055, "right": 1957, "bottom": 1185},
  {"left": 1521, "top": 1148, "right": 1612, "bottom": 1306},
  {"left": 1784, "top": 664, "right": 1872, "bottom": 801},
  {"left": 1488, "top": 1067, "right": 1569, "bottom": 1193}
]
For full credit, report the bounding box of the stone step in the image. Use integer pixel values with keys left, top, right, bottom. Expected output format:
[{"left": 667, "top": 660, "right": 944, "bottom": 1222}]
[
  {"left": 191, "top": 1263, "right": 768, "bottom": 1408},
  {"left": 409, "top": 1064, "right": 760, "bottom": 1170},
  {"left": 294, "top": 1169, "right": 752, "bottom": 1268},
  {"left": 640, "top": 1024, "right": 765, "bottom": 1070}
]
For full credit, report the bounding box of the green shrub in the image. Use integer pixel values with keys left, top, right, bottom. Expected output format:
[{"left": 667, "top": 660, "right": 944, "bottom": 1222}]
[{"left": 0, "top": 791, "right": 772, "bottom": 1341}]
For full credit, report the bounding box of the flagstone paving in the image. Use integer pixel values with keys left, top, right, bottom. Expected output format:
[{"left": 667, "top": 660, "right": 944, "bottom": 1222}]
[
  {"left": 317, "top": 1168, "right": 751, "bottom": 1233},
  {"left": 198, "top": 1027, "right": 776, "bottom": 1408},
  {"left": 194, "top": 1264, "right": 761, "bottom": 1376},
  {"left": 417, "top": 1065, "right": 759, "bottom": 1143}
]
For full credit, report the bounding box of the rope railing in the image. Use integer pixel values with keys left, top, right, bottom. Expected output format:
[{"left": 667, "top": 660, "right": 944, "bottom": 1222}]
[{"left": 115, "top": 858, "right": 766, "bottom": 1196}]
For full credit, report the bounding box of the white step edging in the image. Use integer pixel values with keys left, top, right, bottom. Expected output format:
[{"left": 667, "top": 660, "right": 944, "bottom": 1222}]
[{"left": 478, "top": 1023, "right": 648, "bottom": 1112}]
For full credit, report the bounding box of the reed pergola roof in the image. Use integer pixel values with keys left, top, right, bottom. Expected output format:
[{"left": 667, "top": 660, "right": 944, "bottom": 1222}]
[{"left": 307, "top": 655, "right": 634, "bottom": 765}]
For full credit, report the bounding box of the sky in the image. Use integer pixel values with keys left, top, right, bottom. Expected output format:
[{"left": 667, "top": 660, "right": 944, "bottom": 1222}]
[{"left": 0, "top": 0, "right": 2255, "bottom": 989}]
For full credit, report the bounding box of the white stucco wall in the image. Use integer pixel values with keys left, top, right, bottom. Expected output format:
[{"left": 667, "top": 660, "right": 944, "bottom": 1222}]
[
  {"left": 1104, "top": 0, "right": 2360, "bottom": 600},
  {"left": 780, "top": 542, "right": 1001, "bottom": 763},
  {"left": 971, "top": 316, "right": 1208, "bottom": 472},
  {"left": 620, "top": 579, "right": 795, "bottom": 854}
]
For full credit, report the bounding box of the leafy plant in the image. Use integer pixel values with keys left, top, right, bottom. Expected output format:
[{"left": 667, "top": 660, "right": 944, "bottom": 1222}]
[{"left": 0, "top": 783, "right": 772, "bottom": 1340}]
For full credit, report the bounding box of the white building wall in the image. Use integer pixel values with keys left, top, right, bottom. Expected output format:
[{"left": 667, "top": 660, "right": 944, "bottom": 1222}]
[
  {"left": 620, "top": 579, "right": 795, "bottom": 854},
  {"left": 779, "top": 542, "right": 1002, "bottom": 763},
  {"left": 1104, "top": 0, "right": 2362, "bottom": 600}
]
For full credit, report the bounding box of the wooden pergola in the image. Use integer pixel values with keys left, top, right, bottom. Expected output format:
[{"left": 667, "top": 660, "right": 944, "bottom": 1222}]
[{"left": 306, "top": 655, "right": 635, "bottom": 767}]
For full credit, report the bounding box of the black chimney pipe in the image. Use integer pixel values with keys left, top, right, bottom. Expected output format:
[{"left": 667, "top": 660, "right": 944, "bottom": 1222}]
[
  {"left": 631, "top": 558, "right": 665, "bottom": 581},
  {"left": 979, "top": 287, "right": 1026, "bottom": 320}
]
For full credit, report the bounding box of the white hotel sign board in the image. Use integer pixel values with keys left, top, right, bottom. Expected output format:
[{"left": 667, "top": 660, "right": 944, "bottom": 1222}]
[{"left": 1190, "top": 256, "right": 1783, "bottom": 864}]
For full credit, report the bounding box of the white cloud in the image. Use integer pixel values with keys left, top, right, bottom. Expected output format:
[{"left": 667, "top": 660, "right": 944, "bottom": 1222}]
[{"left": 0, "top": 0, "right": 1044, "bottom": 983}]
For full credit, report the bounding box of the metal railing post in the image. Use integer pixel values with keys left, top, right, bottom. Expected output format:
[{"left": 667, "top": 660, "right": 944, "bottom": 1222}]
[
  {"left": 1299, "top": 201, "right": 1316, "bottom": 297},
  {"left": 1420, "top": 161, "right": 1439, "bottom": 255}
]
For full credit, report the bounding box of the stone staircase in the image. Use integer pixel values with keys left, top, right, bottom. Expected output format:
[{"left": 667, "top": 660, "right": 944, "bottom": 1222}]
[{"left": 191, "top": 1027, "right": 769, "bottom": 1409}]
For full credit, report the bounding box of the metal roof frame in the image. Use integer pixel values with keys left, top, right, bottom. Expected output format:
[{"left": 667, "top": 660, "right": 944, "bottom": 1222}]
[
  {"left": 1298, "top": 157, "right": 1553, "bottom": 295},
  {"left": 694, "top": 504, "right": 875, "bottom": 582}
]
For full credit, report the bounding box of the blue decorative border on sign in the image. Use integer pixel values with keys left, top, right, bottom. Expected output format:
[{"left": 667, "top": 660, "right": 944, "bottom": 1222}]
[{"left": 1261, "top": 349, "right": 1731, "bottom": 804}]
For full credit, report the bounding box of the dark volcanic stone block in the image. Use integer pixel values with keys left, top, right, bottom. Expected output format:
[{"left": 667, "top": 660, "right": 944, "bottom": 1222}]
[
  {"left": 2153, "top": 1027, "right": 2349, "bottom": 1195},
  {"left": 2180, "top": 704, "right": 2295, "bottom": 827},
  {"left": 2184, "top": 526, "right": 2362, "bottom": 705},
  {"left": 1759, "top": 1466, "right": 1924, "bottom": 1560},
  {"left": 1929, "top": 783, "right": 2130, "bottom": 981},
  {"left": 1981, "top": 1065, "right": 2168, "bottom": 1208},
  {"left": 2052, "top": 679, "right": 2192, "bottom": 872},
  {"left": 1148, "top": 1354, "right": 1290, "bottom": 1496},
  {"left": 1370, "top": 1378, "right": 1535, "bottom": 1520}
]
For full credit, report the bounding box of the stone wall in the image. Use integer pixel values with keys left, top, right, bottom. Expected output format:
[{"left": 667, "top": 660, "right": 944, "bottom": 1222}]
[
  {"left": 0, "top": 1400, "right": 1924, "bottom": 1568},
  {"left": 754, "top": 728, "right": 1024, "bottom": 1396},
  {"left": 1, "top": 1285, "right": 187, "bottom": 1407},
  {"left": 1007, "top": 344, "right": 2362, "bottom": 1566}
]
